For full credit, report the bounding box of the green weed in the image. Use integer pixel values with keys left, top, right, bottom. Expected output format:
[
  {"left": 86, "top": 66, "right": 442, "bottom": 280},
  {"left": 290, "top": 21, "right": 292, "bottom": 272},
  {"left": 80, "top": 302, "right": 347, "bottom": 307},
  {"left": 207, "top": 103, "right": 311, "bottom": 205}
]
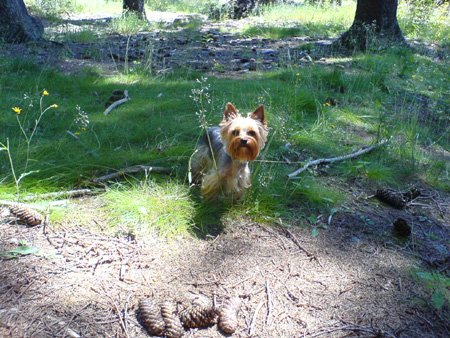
[{"left": 414, "top": 269, "right": 450, "bottom": 311}]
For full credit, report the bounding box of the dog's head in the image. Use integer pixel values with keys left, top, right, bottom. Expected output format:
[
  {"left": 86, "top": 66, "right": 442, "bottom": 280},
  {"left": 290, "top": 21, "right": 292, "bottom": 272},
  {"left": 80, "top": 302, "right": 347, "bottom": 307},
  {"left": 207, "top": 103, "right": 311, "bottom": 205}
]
[{"left": 219, "top": 103, "right": 268, "bottom": 161}]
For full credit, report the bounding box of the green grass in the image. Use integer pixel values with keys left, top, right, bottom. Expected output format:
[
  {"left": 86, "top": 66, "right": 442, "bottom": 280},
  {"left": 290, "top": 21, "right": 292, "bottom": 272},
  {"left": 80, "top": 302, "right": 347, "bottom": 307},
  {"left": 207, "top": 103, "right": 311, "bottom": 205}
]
[
  {"left": 101, "top": 179, "right": 195, "bottom": 237},
  {"left": 2, "top": 1, "right": 450, "bottom": 238}
]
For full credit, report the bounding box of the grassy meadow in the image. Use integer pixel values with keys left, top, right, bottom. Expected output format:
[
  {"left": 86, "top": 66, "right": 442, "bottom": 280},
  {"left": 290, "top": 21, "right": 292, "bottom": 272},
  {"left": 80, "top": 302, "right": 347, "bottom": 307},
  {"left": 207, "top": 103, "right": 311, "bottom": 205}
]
[{"left": 1, "top": 0, "right": 450, "bottom": 239}]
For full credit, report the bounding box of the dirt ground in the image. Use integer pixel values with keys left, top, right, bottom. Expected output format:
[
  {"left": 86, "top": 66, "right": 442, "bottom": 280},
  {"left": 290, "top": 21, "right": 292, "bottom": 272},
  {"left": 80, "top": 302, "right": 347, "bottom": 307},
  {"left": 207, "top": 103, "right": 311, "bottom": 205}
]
[
  {"left": 1, "top": 11, "right": 450, "bottom": 338},
  {"left": 1, "top": 181, "right": 450, "bottom": 338}
]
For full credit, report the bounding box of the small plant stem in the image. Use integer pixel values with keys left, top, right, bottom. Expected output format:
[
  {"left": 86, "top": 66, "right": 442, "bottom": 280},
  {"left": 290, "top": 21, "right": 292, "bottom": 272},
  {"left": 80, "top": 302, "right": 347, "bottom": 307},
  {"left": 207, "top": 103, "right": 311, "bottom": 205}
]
[{"left": 3, "top": 139, "right": 20, "bottom": 198}]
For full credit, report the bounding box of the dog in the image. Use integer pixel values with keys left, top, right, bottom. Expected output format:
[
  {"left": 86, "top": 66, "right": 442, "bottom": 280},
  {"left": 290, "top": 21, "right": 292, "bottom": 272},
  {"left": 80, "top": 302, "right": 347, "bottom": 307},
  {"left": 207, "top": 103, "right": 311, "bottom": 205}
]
[{"left": 190, "top": 102, "right": 268, "bottom": 201}]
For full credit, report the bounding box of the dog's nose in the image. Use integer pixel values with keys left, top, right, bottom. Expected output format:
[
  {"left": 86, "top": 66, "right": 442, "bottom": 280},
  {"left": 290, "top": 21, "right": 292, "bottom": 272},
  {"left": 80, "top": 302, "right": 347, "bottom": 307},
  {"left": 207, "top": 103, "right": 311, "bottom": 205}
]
[{"left": 240, "top": 138, "right": 248, "bottom": 145}]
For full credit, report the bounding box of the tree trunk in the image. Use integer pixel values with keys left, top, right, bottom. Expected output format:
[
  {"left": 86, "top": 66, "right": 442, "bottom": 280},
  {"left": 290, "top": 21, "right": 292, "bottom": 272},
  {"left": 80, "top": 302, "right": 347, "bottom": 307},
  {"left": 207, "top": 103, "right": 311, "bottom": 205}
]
[
  {"left": 123, "top": 0, "right": 146, "bottom": 20},
  {"left": 229, "top": 0, "right": 277, "bottom": 19},
  {"left": 334, "top": 0, "right": 405, "bottom": 51},
  {"left": 0, "top": 0, "right": 44, "bottom": 43}
]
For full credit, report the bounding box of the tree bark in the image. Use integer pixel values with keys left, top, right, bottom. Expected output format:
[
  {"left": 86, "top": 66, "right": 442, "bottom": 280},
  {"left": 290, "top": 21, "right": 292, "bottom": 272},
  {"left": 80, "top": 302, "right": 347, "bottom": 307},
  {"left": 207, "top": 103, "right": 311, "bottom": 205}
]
[
  {"left": 229, "top": 0, "right": 277, "bottom": 19},
  {"left": 334, "top": 0, "right": 405, "bottom": 51},
  {"left": 0, "top": 0, "right": 44, "bottom": 43},
  {"left": 123, "top": 0, "right": 146, "bottom": 20}
]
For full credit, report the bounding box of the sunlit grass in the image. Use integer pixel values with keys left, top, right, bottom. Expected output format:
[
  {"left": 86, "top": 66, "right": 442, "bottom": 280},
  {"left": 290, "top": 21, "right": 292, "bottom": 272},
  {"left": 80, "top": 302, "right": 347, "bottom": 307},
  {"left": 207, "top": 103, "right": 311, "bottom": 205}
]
[
  {"left": 252, "top": 1, "right": 354, "bottom": 23},
  {"left": 2, "top": 1, "right": 450, "bottom": 234},
  {"left": 101, "top": 180, "right": 195, "bottom": 237}
]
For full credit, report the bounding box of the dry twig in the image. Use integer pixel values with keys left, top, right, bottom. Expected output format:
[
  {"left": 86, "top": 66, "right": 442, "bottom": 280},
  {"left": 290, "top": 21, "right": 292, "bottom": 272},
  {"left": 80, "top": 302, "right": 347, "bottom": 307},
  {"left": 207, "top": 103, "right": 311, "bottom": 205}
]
[
  {"left": 282, "top": 228, "right": 323, "bottom": 268},
  {"left": 307, "top": 324, "right": 397, "bottom": 338},
  {"left": 23, "top": 189, "right": 98, "bottom": 201},
  {"left": 249, "top": 300, "right": 266, "bottom": 337},
  {"left": 287, "top": 140, "right": 388, "bottom": 178},
  {"left": 265, "top": 280, "right": 273, "bottom": 326},
  {"left": 93, "top": 165, "right": 171, "bottom": 182},
  {"left": 104, "top": 90, "right": 130, "bottom": 116}
]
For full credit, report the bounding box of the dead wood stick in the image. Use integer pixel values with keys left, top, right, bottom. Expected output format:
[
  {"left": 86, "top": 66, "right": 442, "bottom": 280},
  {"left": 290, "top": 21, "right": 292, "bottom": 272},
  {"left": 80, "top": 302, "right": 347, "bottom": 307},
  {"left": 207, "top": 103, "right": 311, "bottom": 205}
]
[
  {"left": 104, "top": 90, "right": 130, "bottom": 116},
  {"left": 0, "top": 200, "right": 46, "bottom": 210},
  {"left": 287, "top": 140, "right": 389, "bottom": 179},
  {"left": 93, "top": 165, "right": 171, "bottom": 182},
  {"left": 282, "top": 228, "right": 314, "bottom": 258},
  {"left": 307, "top": 324, "right": 397, "bottom": 338},
  {"left": 265, "top": 280, "right": 273, "bottom": 326},
  {"left": 282, "top": 228, "right": 324, "bottom": 268},
  {"left": 101, "top": 283, "right": 131, "bottom": 338},
  {"left": 23, "top": 189, "right": 98, "bottom": 201},
  {"left": 249, "top": 300, "right": 266, "bottom": 337}
]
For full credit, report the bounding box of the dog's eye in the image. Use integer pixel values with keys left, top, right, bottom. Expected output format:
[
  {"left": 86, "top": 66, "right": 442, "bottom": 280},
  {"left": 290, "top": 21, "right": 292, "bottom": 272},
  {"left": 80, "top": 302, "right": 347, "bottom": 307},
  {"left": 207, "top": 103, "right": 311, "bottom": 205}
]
[
  {"left": 232, "top": 130, "right": 239, "bottom": 136},
  {"left": 248, "top": 130, "right": 256, "bottom": 137}
]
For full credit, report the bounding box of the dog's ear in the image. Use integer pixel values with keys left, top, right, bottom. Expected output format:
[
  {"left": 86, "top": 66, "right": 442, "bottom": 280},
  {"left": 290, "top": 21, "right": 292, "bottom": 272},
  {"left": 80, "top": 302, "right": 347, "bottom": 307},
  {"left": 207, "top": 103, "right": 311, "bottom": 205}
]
[
  {"left": 224, "top": 102, "right": 238, "bottom": 121},
  {"left": 250, "top": 105, "right": 266, "bottom": 125}
]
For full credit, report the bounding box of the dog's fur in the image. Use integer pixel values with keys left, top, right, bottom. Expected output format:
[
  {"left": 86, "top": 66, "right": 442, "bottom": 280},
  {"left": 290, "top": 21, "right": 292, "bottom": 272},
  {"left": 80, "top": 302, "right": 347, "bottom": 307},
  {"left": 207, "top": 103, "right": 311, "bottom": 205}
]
[{"left": 191, "top": 102, "right": 268, "bottom": 201}]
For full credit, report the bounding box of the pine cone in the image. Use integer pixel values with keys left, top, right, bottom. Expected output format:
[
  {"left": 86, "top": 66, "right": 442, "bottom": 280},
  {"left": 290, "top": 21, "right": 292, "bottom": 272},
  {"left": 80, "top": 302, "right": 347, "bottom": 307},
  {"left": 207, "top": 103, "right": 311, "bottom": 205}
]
[
  {"left": 160, "top": 301, "right": 184, "bottom": 338},
  {"left": 179, "top": 303, "right": 218, "bottom": 328},
  {"left": 393, "top": 218, "right": 411, "bottom": 237},
  {"left": 8, "top": 204, "right": 43, "bottom": 226},
  {"left": 218, "top": 297, "right": 241, "bottom": 334},
  {"left": 138, "top": 299, "right": 165, "bottom": 336},
  {"left": 375, "top": 189, "right": 405, "bottom": 209}
]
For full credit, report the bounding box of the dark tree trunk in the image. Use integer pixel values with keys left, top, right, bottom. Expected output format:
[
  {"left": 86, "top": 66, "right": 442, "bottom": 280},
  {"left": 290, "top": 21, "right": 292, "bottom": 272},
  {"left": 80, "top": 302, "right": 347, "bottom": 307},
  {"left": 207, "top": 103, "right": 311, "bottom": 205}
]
[
  {"left": 334, "top": 0, "right": 405, "bottom": 51},
  {"left": 0, "top": 0, "right": 44, "bottom": 43},
  {"left": 230, "top": 0, "right": 276, "bottom": 19},
  {"left": 123, "top": 0, "right": 146, "bottom": 20}
]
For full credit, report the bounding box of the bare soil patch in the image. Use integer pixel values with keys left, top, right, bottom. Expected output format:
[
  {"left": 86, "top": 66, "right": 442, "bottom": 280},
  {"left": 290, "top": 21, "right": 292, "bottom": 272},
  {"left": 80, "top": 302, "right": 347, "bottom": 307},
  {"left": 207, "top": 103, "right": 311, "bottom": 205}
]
[{"left": 1, "top": 180, "right": 449, "bottom": 338}]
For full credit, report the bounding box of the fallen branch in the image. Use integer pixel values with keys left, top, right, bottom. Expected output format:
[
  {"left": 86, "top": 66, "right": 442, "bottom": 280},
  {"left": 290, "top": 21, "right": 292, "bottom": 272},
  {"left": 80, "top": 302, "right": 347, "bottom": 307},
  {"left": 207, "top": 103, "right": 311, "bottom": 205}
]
[
  {"left": 104, "top": 89, "right": 130, "bottom": 116},
  {"left": 0, "top": 200, "right": 45, "bottom": 210},
  {"left": 249, "top": 300, "right": 266, "bottom": 337},
  {"left": 93, "top": 165, "right": 171, "bottom": 182},
  {"left": 282, "top": 228, "right": 324, "bottom": 268},
  {"left": 287, "top": 140, "right": 389, "bottom": 179},
  {"left": 265, "top": 280, "right": 273, "bottom": 326},
  {"left": 23, "top": 189, "right": 98, "bottom": 201},
  {"left": 306, "top": 324, "right": 397, "bottom": 338}
]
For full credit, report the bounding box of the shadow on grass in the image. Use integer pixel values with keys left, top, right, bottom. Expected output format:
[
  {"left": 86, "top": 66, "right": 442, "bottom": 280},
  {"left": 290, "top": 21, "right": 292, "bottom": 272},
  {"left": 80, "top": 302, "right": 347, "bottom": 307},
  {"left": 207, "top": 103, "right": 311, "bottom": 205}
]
[{"left": 189, "top": 192, "right": 228, "bottom": 239}]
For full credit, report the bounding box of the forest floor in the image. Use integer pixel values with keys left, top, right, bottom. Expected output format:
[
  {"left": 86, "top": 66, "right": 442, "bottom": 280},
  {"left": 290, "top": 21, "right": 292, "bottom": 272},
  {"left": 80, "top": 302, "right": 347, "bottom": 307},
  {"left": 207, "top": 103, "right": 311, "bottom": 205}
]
[{"left": 1, "top": 11, "right": 450, "bottom": 338}]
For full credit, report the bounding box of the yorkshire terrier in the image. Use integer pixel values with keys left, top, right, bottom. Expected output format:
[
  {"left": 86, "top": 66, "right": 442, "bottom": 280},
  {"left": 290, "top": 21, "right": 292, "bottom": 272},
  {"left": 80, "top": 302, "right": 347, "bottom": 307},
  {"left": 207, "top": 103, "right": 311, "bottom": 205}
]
[{"left": 191, "top": 102, "right": 268, "bottom": 201}]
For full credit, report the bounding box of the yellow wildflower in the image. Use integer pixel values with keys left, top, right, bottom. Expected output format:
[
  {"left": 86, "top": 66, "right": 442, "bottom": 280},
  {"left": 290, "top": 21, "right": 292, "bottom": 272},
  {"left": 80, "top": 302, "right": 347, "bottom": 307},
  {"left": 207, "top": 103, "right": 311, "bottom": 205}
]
[
  {"left": 74, "top": 132, "right": 80, "bottom": 135},
  {"left": 51, "top": 104, "right": 58, "bottom": 108},
  {"left": 43, "top": 90, "right": 49, "bottom": 95},
  {"left": 81, "top": 127, "right": 86, "bottom": 131},
  {"left": 412, "top": 75, "right": 416, "bottom": 78},
  {"left": 12, "top": 107, "right": 22, "bottom": 114}
]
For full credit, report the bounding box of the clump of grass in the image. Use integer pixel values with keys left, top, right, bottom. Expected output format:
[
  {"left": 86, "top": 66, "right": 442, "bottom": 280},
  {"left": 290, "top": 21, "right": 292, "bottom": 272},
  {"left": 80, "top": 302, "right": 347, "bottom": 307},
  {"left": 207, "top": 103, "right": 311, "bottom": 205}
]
[
  {"left": 108, "top": 12, "right": 149, "bottom": 35},
  {"left": 101, "top": 180, "right": 195, "bottom": 237},
  {"left": 147, "top": 0, "right": 225, "bottom": 15},
  {"left": 63, "top": 29, "right": 98, "bottom": 43},
  {"left": 290, "top": 176, "right": 345, "bottom": 211}
]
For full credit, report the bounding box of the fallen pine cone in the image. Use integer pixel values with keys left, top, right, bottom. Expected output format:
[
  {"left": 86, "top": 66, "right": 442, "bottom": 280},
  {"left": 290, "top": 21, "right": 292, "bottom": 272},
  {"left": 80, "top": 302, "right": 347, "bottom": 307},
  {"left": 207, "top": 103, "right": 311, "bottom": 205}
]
[
  {"left": 393, "top": 218, "right": 411, "bottom": 237},
  {"left": 375, "top": 189, "right": 405, "bottom": 209},
  {"left": 138, "top": 299, "right": 165, "bottom": 336},
  {"left": 161, "top": 301, "right": 184, "bottom": 338},
  {"left": 8, "top": 204, "right": 43, "bottom": 226},
  {"left": 218, "top": 297, "right": 241, "bottom": 334},
  {"left": 179, "top": 302, "right": 218, "bottom": 329}
]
